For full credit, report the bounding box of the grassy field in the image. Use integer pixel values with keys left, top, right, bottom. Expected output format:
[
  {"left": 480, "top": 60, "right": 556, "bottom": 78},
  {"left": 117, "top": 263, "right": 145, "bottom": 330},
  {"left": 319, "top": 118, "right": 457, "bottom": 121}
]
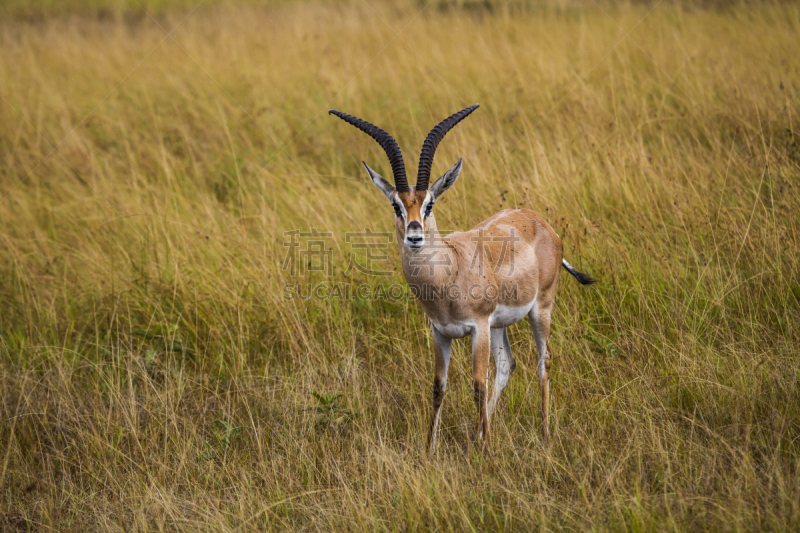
[{"left": 1, "top": 0, "right": 799, "bottom": 530}]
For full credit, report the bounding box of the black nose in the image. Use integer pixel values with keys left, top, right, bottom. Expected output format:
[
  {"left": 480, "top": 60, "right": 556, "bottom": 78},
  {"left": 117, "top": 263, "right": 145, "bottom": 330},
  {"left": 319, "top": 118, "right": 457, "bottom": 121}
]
[{"left": 406, "top": 221, "right": 423, "bottom": 244}]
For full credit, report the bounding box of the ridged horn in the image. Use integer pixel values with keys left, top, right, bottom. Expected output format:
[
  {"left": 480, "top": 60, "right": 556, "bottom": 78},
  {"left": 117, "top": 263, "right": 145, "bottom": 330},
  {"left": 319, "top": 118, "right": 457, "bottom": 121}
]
[
  {"left": 329, "top": 110, "right": 409, "bottom": 193},
  {"left": 416, "top": 104, "right": 479, "bottom": 191}
]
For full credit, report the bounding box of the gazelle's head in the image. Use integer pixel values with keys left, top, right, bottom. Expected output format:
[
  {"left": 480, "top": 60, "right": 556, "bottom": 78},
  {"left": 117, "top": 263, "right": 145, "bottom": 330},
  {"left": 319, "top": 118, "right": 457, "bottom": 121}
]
[{"left": 329, "top": 105, "right": 479, "bottom": 250}]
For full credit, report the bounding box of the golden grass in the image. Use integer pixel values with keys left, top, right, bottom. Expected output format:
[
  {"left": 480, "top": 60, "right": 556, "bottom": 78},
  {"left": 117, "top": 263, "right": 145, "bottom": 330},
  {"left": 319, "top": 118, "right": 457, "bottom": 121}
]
[{"left": 1, "top": 0, "right": 799, "bottom": 530}]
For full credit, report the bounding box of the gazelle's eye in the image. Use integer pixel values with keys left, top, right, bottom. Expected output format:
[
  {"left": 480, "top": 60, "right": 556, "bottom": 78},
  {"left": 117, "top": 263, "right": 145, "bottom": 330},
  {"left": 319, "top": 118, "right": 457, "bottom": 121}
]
[
  {"left": 393, "top": 204, "right": 402, "bottom": 218},
  {"left": 425, "top": 203, "right": 434, "bottom": 217}
]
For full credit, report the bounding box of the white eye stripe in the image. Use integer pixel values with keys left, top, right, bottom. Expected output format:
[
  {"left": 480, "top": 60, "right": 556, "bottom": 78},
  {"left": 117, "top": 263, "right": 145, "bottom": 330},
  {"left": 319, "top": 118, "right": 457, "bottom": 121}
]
[
  {"left": 392, "top": 198, "right": 407, "bottom": 219},
  {"left": 421, "top": 192, "right": 434, "bottom": 217}
]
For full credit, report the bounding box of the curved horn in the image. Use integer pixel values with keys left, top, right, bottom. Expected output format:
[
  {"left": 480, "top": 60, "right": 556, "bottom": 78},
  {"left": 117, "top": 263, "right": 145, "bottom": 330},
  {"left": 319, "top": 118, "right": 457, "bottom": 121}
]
[
  {"left": 329, "top": 110, "right": 409, "bottom": 193},
  {"left": 416, "top": 104, "right": 479, "bottom": 191}
]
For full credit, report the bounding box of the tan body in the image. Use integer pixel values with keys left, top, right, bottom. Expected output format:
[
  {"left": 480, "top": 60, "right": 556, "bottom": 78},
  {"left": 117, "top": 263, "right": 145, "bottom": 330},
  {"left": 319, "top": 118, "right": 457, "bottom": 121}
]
[
  {"left": 330, "top": 105, "right": 594, "bottom": 450},
  {"left": 393, "top": 187, "right": 562, "bottom": 448}
]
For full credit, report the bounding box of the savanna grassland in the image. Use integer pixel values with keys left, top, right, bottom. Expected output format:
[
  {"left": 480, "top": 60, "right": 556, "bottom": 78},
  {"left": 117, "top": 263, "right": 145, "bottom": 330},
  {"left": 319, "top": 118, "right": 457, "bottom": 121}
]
[{"left": 1, "top": 0, "right": 800, "bottom": 530}]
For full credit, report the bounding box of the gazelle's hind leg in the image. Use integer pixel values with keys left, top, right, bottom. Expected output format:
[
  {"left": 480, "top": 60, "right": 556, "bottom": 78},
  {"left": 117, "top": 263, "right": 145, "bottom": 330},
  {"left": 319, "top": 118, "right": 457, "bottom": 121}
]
[
  {"left": 528, "top": 296, "right": 555, "bottom": 443},
  {"left": 488, "top": 328, "right": 516, "bottom": 421}
]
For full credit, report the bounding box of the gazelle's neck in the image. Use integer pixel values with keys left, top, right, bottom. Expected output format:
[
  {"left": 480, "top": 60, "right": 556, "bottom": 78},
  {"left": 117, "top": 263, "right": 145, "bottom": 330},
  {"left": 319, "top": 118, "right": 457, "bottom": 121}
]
[{"left": 397, "top": 216, "right": 454, "bottom": 289}]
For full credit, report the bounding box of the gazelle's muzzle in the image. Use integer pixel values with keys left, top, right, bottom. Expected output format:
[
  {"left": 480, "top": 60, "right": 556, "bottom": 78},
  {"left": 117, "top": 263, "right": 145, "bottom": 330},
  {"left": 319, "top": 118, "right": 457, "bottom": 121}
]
[{"left": 405, "top": 221, "right": 424, "bottom": 249}]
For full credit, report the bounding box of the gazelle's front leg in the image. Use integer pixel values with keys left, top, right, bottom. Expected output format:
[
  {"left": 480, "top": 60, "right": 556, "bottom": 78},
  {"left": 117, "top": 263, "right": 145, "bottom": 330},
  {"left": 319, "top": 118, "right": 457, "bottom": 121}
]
[
  {"left": 472, "top": 322, "right": 492, "bottom": 447},
  {"left": 427, "top": 324, "right": 452, "bottom": 451}
]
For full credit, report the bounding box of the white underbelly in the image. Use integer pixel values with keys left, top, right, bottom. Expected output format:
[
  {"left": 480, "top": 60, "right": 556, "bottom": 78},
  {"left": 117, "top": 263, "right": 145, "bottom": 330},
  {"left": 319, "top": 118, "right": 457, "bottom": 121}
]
[
  {"left": 432, "top": 321, "right": 475, "bottom": 339},
  {"left": 430, "top": 296, "right": 537, "bottom": 338},
  {"left": 489, "top": 298, "right": 536, "bottom": 328}
]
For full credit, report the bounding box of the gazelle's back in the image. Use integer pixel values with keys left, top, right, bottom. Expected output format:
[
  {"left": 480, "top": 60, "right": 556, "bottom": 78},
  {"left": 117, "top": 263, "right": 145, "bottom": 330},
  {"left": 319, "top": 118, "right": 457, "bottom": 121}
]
[{"left": 450, "top": 208, "right": 563, "bottom": 290}]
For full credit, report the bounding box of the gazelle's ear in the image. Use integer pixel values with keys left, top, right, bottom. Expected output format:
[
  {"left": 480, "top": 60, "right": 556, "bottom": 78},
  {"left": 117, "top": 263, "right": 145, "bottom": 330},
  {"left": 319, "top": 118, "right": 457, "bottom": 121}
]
[
  {"left": 430, "top": 159, "right": 462, "bottom": 200},
  {"left": 363, "top": 162, "right": 395, "bottom": 200}
]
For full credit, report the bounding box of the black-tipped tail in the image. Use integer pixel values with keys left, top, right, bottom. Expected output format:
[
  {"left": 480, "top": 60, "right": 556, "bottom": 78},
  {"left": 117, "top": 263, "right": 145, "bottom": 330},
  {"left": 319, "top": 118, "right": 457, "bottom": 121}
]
[{"left": 562, "top": 259, "right": 596, "bottom": 285}]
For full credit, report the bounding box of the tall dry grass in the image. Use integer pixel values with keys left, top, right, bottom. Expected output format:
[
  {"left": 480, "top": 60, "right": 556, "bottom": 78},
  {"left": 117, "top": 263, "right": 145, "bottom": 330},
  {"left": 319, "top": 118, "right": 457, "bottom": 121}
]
[{"left": 1, "top": 0, "right": 799, "bottom": 530}]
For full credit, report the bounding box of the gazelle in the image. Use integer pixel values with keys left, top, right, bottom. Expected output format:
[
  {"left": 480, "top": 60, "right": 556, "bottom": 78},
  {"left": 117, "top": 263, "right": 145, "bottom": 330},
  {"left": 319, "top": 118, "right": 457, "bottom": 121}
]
[{"left": 330, "top": 104, "right": 596, "bottom": 449}]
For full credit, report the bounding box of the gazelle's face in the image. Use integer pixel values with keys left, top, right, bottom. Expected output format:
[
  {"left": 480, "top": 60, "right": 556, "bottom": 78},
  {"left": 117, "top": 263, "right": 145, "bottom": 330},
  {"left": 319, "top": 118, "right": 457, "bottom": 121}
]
[
  {"left": 363, "top": 159, "right": 463, "bottom": 252},
  {"left": 393, "top": 189, "right": 434, "bottom": 250}
]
